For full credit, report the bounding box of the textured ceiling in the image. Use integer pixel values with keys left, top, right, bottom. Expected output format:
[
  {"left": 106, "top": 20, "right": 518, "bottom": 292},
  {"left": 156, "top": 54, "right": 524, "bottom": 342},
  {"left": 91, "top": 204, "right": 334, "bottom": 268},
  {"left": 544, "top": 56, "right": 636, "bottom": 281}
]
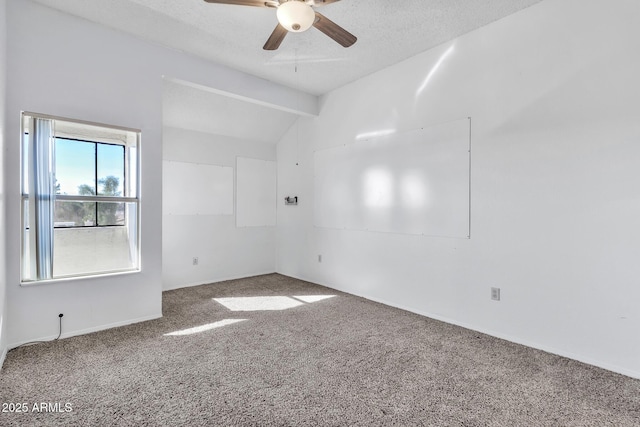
[
  {"left": 29, "top": 0, "right": 545, "bottom": 141},
  {"left": 31, "top": 0, "right": 544, "bottom": 96}
]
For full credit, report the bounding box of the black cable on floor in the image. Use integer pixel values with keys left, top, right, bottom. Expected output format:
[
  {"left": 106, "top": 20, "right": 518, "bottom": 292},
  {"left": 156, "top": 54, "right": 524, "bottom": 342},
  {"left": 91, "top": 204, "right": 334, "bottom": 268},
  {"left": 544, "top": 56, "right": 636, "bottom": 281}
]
[{"left": 10, "top": 314, "right": 63, "bottom": 350}]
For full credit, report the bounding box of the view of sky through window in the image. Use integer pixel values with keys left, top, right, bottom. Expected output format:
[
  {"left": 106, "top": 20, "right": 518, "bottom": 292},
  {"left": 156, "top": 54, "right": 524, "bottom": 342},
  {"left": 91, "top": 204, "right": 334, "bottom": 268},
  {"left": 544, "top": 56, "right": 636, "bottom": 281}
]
[{"left": 55, "top": 138, "right": 124, "bottom": 196}]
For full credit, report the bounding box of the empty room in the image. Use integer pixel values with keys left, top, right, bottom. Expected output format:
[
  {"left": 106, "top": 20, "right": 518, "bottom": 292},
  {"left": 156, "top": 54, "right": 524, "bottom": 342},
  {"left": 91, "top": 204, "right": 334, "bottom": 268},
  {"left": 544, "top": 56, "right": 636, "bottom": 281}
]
[{"left": 0, "top": 0, "right": 639, "bottom": 425}]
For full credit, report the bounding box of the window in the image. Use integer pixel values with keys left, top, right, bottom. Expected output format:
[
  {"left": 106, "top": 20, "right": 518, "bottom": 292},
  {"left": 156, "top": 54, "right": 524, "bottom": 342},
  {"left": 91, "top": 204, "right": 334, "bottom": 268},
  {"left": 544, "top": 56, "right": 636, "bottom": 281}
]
[
  {"left": 54, "top": 139, "right": 126, "bottom": 227},
  {"left": 21, "top": 112, "right": 140, "bottom": 282}
]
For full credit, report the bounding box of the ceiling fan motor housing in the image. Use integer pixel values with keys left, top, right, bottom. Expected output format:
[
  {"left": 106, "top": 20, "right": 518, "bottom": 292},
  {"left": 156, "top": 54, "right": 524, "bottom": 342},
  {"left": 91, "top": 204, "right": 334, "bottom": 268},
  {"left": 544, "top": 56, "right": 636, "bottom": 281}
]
[
  {"left": 203, "top": 0, "right": 356, "bottom": 50},
  {"left": 277, "top": 0, "right": 316, "bottom": 32}
]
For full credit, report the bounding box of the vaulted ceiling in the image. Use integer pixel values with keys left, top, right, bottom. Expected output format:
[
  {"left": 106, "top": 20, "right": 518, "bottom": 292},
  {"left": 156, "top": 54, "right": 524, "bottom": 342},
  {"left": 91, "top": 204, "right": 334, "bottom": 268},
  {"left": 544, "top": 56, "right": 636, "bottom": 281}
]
[
  {"left": 31, "top": 0, "right": 544, "bottom": 96},
  {"left": 28, "top": 0, "right": 545, "bottom": 142}
]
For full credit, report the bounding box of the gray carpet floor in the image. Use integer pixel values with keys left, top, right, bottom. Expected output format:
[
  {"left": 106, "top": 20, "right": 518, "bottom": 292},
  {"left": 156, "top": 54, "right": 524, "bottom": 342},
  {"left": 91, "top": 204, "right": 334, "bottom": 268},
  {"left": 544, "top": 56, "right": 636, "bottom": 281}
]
[{"left": 1, "top": 273, "right": 639, "bottom": 426}]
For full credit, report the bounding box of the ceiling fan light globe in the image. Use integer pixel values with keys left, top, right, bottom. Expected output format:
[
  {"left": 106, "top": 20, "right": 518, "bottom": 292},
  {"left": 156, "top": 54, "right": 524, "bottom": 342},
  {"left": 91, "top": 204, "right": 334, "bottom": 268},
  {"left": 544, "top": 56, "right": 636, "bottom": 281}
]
[{"left": 277, "top": 1, "right": 315, "bottom": 33}]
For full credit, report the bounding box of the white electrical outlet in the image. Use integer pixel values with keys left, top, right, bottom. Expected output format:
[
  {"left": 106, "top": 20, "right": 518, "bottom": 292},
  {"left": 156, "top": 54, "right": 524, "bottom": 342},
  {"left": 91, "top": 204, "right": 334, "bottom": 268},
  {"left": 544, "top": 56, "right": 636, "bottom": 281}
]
[
  {"left": 318, "top": 254, "right": 322, "bottom": 263},
  {"left": 193, "top": 257, "right": 199, "bottom": 266},
  {"left": 491, "top": 287, "right": 500, "bottom": 301}
]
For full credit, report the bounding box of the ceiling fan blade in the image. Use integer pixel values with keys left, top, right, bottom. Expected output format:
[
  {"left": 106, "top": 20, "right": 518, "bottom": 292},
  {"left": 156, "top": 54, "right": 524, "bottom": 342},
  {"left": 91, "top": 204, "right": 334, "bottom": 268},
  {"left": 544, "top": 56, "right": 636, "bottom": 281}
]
[
  {"left": 203, "top": 0, "right": 272, "bottom": 7},
  {"left": 263, "top": 24, "right": 288, "bottom": 50},
  {"left": 313, "top": 12, "right": 356, "bottom": 48},
  {"left": 311, "top": 0, "right": 342, "bottom": 7}
]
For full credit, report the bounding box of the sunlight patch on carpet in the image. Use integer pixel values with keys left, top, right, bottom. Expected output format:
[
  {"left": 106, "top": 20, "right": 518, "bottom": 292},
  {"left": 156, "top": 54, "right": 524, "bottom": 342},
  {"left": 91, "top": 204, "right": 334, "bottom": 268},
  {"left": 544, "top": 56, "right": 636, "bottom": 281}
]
[
  {"left": 164, "top": 318, "right": 247, "bottom": 336},
  {"left": 214, "top": 296, "right": 303, "bottom": 311},
  {"left": 213, "top": 295, "right": 336, "bottom": 311},
  {"left": 292, "top": 295, "right": 336, "bottom": 303}
]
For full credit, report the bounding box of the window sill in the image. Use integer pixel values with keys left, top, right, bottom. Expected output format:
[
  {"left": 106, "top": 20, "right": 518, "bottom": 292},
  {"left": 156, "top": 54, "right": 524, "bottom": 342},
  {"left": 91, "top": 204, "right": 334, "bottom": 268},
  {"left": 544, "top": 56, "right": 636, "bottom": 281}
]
[{"left": 20, "top": 268, "right": 141, "bottom": 287}]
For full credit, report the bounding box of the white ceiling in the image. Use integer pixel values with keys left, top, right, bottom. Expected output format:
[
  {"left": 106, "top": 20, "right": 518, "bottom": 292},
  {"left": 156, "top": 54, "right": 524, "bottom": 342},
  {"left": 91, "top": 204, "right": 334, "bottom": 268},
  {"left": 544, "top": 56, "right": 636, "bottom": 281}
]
[
  {"left": 30, "top": 0, "right": 545, "bottom": 142},
  {"left": 31, "top": 0, "right": 544, "bottom": 96}
]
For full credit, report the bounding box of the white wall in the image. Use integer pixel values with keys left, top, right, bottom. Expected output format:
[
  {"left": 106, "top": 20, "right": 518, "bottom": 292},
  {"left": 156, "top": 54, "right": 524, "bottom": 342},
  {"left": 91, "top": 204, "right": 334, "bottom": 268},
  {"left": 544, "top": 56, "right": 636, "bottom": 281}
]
[
  {"left": 5, "top": 0, "right": 314, "bottom": 346},
  {"left": 277, "top": 0, "right": 640, "bottom": 378},
  {"left": 0, "top": 0, "right": 8, "bottom": 365},
  {"left": 162, "top": 127, "right": 277, "bottom": 290}
]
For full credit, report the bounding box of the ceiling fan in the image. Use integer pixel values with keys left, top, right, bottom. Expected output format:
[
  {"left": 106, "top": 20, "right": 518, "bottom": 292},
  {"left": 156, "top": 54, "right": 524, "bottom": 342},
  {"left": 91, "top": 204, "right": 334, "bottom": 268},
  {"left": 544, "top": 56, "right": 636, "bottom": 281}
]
[{"left": 203, "top": 0, "right": 357, "bottom": 50}]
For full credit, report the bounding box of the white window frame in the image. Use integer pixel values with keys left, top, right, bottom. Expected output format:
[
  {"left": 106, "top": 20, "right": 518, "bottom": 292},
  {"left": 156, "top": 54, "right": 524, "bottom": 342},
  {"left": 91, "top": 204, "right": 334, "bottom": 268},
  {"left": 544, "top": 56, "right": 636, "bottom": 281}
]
[{"left": 20, "top": 111, "right": 141, "bottom": 284}]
